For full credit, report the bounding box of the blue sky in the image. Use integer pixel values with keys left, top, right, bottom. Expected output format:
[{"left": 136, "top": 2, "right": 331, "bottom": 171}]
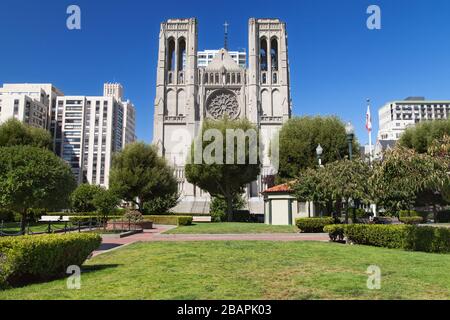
[{"left": 1, "top": 0, "right": 450, "bottom": 145}]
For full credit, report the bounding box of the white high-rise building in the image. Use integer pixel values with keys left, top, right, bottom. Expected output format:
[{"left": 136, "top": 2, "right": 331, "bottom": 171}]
[
  {"left": 378, "top": 97, "right": 450, "bottom": 141},
  {"left": 0, "top": 82, "right": 136, "bottom": 188},
  {"left": 198, "top": 50, "right": 247, "bottom": 68},
  {"left": 103, "top": 82, "right": 124, "bottom": 100},
  {"left": 0, "top": 83, "right": 63, "bottom": 132},
  {"left": 56, "top": 83, "right": 136, "bottom": 187}
]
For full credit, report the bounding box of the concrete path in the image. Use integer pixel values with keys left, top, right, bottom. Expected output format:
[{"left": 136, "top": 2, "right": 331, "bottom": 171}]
[{"left": 92, "top": 225, "right": 330, "bottom": 257}]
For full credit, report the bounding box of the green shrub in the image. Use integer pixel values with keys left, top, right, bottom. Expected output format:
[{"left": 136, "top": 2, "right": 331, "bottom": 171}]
[
  {"left": 323, "top": 224, "right": 346, "bottom": 242},
  {"left": 295, "top": 217, "right": 335, "bottom": 233},
  {"left": 354, "top": 208, "right": 367, "bottom": 218},
  {"left": 399, "top": 216, "right": 423, "bottom": 225},
  {"left": 177, "top": 216, "right": 193, "bottom": 226},
  {"left": 124, "top": 210, "right": 143, "bottom": 224},
  {"left": 436, "top": 210, "right": 450, "bottom": 223},
  {"left": 398, "top": 210, "right": 418, "bottom": 218},
  {"left": 144, "top": 215, "right": 192, "bottom": 226},
  {"left": 69, "top": 215, "right": 122, "bottom": 225},
  {"left": 70, "top": 184, "right": 103, "bottom": 213},
  {"left": 113, "top": 208, "right": 126, "bottom": 216},
  {"left": 345, "top": 224, "right": 450, "bottom": 253},
  {"left": 345, "top": 224, "right": 406, "bottom": 249},
  {"left": 0, "top": 209, "right": 15, "bottom": 222},
  {"left": 0, "top": 233, "right": 101, "bottom": 288},
  {"left": 210, "top": 195, "right": 245, "bottom": 222},
  {"left": 414, "top": 211, "right": 431, "bottom": 223},
  {"left": 143, "top": 193, "right": 179, "bottom": 215},
  {"left": 26, "top": 208, "right": 47, "bottom": 223},
  {"left": 47, "top": 212, "right": 96, "bottom": 216}
]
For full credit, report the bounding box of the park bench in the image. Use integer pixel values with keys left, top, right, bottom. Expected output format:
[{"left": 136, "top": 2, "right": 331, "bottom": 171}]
[
  {"left": 39, "top": 215, "right": 71, "bottom": 233},
  {"left": 39, "top": 216, "right": 71, "bottom": 222},
  {"left": 192, "top": 216, "right": 212, "bottom": 223}
]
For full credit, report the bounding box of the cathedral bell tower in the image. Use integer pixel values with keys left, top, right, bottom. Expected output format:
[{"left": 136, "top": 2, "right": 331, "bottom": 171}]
[
  {"left": 153, "top": 18, "right": 198, "bottom": 161},
  {"left": 248, "top": 18, "right": 291, "bottom": 123}
]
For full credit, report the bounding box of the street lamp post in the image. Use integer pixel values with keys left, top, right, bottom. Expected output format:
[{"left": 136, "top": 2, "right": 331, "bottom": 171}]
[
  {"left": 316, "top": 144, "right": 323, "bottom": 167},
  {"left": 345, "top": 122, "right": 355, "bottom": 160},
  {"left": 316, "top": 144, "right": 324, "bottom": 217},
  {"left": 344, "top": 122, "right": 356, "bottom": 224}
]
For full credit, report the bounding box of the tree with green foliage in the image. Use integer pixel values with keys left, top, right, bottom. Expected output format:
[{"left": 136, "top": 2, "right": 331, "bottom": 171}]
[
  {"left": 0, "top": 118, "right": 52, "bottom": 149},
  {"left": 294, "top": 159, "right": 372, "bottom": 222},
  {"left": 294, "top": 167, "right": 333, "bottom": 215},
  {"left": 210, "top": 194, "right": 245, "bottom": 222},
  {"left": 92, "top": 188, "right": 120, "bottom": 224},
  {"left": 70, "top": 184, "right": 103, "bottom": 212},
  {"left": 0, "top": 146, "right": 76, "bottom": 232},
  {"left": 422, "top": 135, "right": 450, "bottom": 217},
  {"left": 143, "top": 193, "right": 179, "bottom": 214},
  {"left": 185, "top": 117, "right": 261, "bottom": 222},
  {"left": 325, "top": 159, "right": 373, "bottom": 223},
  {"left": 109, "top": 142, "right": 178, "bottom": 213},
  {"left": 278, "top": 116, "right": 359, "bottom": 180},
  {"left": 399, "top": 119, "right": 450, "bottom": 153},
  {"left": 369, "top": 146, "right": 447, "bottom": 214}
]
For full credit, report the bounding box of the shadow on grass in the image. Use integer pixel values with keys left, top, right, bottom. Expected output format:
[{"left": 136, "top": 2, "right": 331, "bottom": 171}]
[
  {"left": 2, "top": 264, "right": 121, "bottom": 290},
  {"left": 82, "top": 264, "right": 121, "bottom": 273},
  {"left": 96, "top": 243, "right": 124, "bottom": 251}
]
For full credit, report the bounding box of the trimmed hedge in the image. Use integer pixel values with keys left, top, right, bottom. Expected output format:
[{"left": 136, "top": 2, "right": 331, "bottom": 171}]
[
  {"left": 398, "top": 210, "right": 418, "bottom": 218},
  {"left": 0, "top": 233, "right": 101, "bottom": 288},
  {"left": 323, "top": 224, "right": 346, "bottom": 242},
  {"left": 345, "top": 224, "right": 405, "bottom": 249},
  {"left": 399, "top": 216, "right": 423, "bottom": 225},
  {"left": 69, "top": 215, "right": 122, "bottom": 224},
  {"left": 295, "top": 217, "right": 335, "bottom": 233},
  {"left": 399, "top": 210, "right": 429, "bottom": 223},
  {"left": 47, "top": 212, "right": 96, "bottom": 216},
  {"left": 344, "top": 224, "right": 450, "bottom": 253},
  {"left": 144, "top": 215, "right": 193, "bottom": 226}
]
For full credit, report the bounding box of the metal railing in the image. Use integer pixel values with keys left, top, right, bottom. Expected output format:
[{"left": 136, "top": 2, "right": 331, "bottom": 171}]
[{"left": 0, "top": 219, "right": 102, "bottom": 237}]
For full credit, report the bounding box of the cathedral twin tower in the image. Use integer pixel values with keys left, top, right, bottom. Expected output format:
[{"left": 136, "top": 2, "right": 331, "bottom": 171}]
[{"left": 152, "top": 18, "right": 292, "bottom": 213}]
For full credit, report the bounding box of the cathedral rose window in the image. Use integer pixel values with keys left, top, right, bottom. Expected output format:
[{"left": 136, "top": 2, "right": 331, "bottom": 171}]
[{"left": 206, "top": 90, "right": 240, "bottom": 120}]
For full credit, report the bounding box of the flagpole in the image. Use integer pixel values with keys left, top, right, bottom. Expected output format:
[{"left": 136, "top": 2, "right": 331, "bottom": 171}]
[
  {"left": 366, "top": 99, "right": 377, "bottom": 217},
  {"left": 367, "top": 99, "right": 373, "bottom": 164}
]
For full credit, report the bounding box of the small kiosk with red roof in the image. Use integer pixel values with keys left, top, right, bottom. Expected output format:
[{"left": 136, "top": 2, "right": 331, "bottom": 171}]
[{"left": 261, "top": 183, "right": 315, "bottom": 225}]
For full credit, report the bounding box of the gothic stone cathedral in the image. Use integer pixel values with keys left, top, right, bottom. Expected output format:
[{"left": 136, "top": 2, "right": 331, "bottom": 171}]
[{"left": 152, "top": 18, "right": 292, "bottom": 214}]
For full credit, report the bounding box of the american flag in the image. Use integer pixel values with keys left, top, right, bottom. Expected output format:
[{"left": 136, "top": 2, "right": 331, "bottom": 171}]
[{"left": 366, "top": 105, "right": 372, "bottom": 133}]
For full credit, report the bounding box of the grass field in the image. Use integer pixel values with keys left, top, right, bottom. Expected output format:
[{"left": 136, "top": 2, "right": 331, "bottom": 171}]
[
  {"left": 164, "top": 222, "right": 299, "bottom": 234},
  {"left": 1, "top": 241, "right": 449, "bottom": 300}
]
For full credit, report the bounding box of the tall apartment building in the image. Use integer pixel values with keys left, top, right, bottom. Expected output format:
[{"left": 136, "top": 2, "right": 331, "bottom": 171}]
[
  {"left": 378, "top": 97, "right": 450, "bottom": 141},
  {"left": 0, "top": 82, "right": 136, "bottom": 188},
  {"left": 198, "top": 50, "right": 247, "bottom": 68},
  {"left": 0, "top": 83, "right": 63, "bottom": 131},
  {"left": 56, "top": 83, "right": 136, "bottom": 187}
]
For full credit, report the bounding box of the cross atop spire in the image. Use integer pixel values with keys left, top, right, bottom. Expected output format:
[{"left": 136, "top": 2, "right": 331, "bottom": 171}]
[{"left": 223, "top": 21, "right": 229, "bottom": 50}]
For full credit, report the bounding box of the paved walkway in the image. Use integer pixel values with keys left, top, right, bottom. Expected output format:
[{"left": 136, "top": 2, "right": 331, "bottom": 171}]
[{"left": 92, "top": 225, "right": 330, "bottom": 257}]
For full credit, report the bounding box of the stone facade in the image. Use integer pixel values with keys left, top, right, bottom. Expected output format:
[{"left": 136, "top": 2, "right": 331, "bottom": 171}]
[{"left": 152, "top": 18, "right": 292, "bottom": 214}]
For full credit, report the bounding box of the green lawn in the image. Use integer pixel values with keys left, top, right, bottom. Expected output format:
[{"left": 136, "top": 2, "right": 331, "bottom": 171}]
[
  {"left": 164, "top": 222, "right": 299, "bottom": 234},
  {"left": 1, "top": 241, "right": 449, "bottom": 300}
]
